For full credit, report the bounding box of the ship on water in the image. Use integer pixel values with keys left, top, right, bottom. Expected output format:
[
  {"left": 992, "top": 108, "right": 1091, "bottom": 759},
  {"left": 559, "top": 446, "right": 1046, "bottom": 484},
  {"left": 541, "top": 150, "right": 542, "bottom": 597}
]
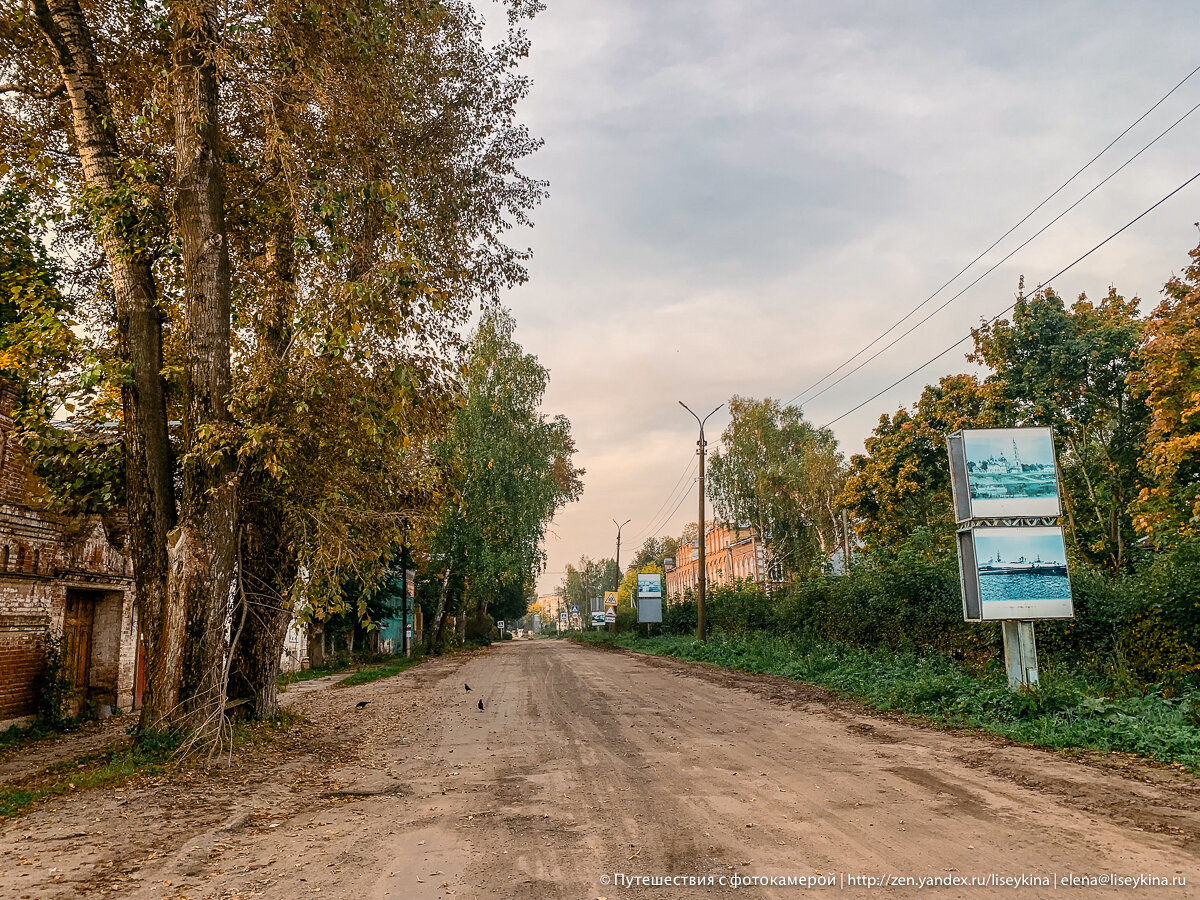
[{"left": 977, "top": 551, "right": 1068, "bottom": 578}]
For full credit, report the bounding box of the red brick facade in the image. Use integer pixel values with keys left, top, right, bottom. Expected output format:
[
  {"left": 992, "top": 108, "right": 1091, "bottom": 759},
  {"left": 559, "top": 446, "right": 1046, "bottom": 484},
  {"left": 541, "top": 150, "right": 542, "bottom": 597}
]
[
  {"left": 664, "top": 523, "right": 770, "bottom": 601},
  {"left": 0, "top": 379, "right": 137, "bottom": 726}
]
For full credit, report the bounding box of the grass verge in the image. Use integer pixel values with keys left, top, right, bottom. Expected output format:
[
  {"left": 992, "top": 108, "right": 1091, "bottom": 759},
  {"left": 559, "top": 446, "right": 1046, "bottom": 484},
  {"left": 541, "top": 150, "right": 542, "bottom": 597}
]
[
  {"left": 334, "top": 654, "right": 424, "bottom": 688},
  {"left": 279, "top": 659, "right": 362, "bottom": 687},
  {"left": 572, "top": 630, "right": 1200, "bottom": 772},
  {"left": 0, "top": 736, "right": 176, "bottom": 818},
  {"left": 0, "top": 714, "right": 303, "bottom": 819}
]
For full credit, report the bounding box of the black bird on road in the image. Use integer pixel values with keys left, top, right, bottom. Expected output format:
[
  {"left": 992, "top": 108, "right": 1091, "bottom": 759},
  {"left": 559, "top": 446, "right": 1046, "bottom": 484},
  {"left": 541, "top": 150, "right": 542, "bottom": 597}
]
[
  {"left": 477, "top": 699, "right": 484, "bottom": 711},
  {"left": 464, "top": 683, "right": 472, "bottom": 692},
  {"left": 356, "top": 700, "right": 371, "bottom": 709}
]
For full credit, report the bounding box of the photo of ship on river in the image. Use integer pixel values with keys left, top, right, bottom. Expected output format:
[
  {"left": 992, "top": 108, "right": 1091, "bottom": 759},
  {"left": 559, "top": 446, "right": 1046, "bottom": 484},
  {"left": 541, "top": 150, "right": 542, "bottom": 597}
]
[
  {"left": 970, "top": 525, "right": 1073, "bottom": 619},
  {"left": 961, "top": 427, "right": 1061, "bottom": 518}
]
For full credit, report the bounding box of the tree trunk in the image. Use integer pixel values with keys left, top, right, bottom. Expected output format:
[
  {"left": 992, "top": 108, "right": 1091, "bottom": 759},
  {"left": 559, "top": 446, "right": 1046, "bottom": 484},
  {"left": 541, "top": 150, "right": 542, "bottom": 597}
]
[
  {"left": 428, "top": 556, "right": 454, "bottom": 653},
  {"left": 309, "top": 625, "right": 325, "bottom": 669},
  {"left": 227, "top": 477, "right": 298, "bottom": 717},
  {"left": 226, "top": 145, "right": 298, "bottom": 719},
  {"left": 32, "top": 0, "right": 177, "bottom": 733},
  {"left": 168, "top": 0, "right": 238, "bottom": 733}
]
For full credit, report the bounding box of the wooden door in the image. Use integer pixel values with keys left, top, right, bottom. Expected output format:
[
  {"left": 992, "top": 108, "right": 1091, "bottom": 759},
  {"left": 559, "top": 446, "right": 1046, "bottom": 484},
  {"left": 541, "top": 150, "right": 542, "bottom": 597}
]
[{"left": 62, "top": 591, "right": 96, "bottom": 692}]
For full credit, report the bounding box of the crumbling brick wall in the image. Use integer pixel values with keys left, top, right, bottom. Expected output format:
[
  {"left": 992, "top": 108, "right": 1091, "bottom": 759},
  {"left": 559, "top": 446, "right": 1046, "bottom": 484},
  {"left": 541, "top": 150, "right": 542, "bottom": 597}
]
[{"left": 0, "top": 378, "right": 136, "bottom": 726}]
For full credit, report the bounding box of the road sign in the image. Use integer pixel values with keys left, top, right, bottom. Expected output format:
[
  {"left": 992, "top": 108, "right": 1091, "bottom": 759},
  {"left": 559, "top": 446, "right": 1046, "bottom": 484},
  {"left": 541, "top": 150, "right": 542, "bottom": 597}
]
[
  {"left": 590, "top": 611, "right": 606, "bottom": 627},
  {"left": 570, "top": 605, "right": 579, "bottom": 614},
  {"left": 604, "top": 591, "right": 618, "bottom": 608},
  {"left": 559, "top": 611, "right": 567, "bottom": 621},
  {"left": 497, "top": 620, "right": 505, "bottom": 631},
  {"left": 604, "top": 608, "right": 616, "bottom": 623}
]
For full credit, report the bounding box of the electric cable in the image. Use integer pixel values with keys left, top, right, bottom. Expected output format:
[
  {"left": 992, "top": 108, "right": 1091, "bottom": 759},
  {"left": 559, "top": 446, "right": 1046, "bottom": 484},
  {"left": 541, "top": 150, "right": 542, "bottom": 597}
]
[
  {"left": 786, "top": 61, "right": 1200, "bottom": 408},
  {"left": 799, "top": 94, "right": 1200, "bottom": 410},
  {"left": 819, "top": 168, "right": 1200, "bottom": 430}
]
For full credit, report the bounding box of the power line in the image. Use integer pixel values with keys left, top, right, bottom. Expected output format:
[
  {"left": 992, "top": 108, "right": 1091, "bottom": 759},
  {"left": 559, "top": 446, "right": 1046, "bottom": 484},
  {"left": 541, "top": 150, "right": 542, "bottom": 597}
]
[
  {"left": 820, "top": 168, "right": 1200, "bottom": 430},
  {"left": 631, "top": 452, "right": 697, "bottom": 544},
  {"left": 799, "top": 95, "right": 1200, "bottom": 410},
  {"left": 635, "top": 456, "right": 698, "bottom": 544},
  {"left": 787, "top": 61, "right": 1200, "bottom": 409},
  {"left": 650, "top": 474, "right": 699, "bottom": 540}
]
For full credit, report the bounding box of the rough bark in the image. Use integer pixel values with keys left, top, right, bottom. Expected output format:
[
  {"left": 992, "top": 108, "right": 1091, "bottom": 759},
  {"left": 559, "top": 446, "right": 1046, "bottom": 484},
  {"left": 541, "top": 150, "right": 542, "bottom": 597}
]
[
  {"left": 428, "top": 538, "right": 457, "bottom": 654},
  {"left": 31, "top": 0, "right": 177, "bottom": 731},
  {"left": 169, "top": 0, "right": 238, "bottom": 730},
  {"left": 226, "top": 465, "right": 298, "bottom": 717},
  {"left": 226, "top": 148, "right": 298, "bottom": 718}
]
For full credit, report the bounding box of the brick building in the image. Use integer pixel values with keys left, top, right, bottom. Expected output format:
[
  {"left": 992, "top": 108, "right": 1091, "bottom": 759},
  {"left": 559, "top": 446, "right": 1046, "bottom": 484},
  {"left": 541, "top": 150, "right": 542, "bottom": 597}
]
[
  {"left": 0, "top": 379, "right": 138, "bottom": 727},
  {"left": 663, "top": 523, "right": 772, "bottom": 601}
]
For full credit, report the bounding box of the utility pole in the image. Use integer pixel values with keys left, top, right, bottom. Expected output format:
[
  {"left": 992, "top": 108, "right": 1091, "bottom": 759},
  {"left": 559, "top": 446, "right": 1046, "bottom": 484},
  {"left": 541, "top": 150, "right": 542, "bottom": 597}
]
[
  {"left": 612, "top": 518, "right": 630, "bottom": 588},
  {"left": 679, "top": 401, "right": 723, "bottom": 643},
  {"left": 611, "top": 518, "right": 629, "bottom": 634}
]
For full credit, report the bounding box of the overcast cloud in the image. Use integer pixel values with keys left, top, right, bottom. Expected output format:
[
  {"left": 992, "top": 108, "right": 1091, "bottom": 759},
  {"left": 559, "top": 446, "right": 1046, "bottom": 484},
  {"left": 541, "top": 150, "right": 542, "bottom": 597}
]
[{"left": 484, "top": 1, "right": 1200, "bottom": 594}]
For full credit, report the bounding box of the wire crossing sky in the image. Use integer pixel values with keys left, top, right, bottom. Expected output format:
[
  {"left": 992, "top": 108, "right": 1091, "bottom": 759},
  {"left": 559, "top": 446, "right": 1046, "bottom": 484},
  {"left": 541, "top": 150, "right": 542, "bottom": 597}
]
[{"left": 488, "top": 1, "right": 1200, "bottom": 593}]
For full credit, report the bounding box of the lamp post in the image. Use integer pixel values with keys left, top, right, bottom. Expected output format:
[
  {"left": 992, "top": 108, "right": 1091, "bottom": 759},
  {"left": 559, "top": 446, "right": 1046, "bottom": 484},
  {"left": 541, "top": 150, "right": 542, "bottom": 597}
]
[
  {"left": 679, "top": 401, "right": 723, "bottom": 643},
  {"left": 612, "top": 518, "right": 630, "bottom": 588}
]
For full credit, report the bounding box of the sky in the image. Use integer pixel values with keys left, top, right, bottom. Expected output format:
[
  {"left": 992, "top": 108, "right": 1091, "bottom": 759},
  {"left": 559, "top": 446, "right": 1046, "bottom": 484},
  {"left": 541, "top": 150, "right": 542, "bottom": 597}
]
[{"left": 479, "top": 1, "right": 1200, "bottom": 595}]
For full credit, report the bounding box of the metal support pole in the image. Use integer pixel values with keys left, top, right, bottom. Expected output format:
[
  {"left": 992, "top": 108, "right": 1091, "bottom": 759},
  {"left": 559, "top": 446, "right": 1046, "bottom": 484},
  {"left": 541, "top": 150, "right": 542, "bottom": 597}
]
[
  {"left": 680, "top": 401, "right": 723, "bottom": 643},
  {"left": 1001, "top": 620, "right": 1039, "bottom": 690},
  {"left": 613, "top": 518, "right": 629, "bottom": 587}
]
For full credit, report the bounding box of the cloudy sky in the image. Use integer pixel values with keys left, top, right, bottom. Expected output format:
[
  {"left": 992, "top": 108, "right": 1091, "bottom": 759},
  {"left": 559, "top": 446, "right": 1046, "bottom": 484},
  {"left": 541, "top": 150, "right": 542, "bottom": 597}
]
[{"left": 484, "top": 1, "right": 1200, "bottom": 594}]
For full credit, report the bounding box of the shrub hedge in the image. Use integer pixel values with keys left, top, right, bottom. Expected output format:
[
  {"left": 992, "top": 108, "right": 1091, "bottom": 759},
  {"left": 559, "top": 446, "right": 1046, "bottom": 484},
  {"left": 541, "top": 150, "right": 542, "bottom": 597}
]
[{"left": 650, "top": 530, "right": 1200, "bottom": 693}]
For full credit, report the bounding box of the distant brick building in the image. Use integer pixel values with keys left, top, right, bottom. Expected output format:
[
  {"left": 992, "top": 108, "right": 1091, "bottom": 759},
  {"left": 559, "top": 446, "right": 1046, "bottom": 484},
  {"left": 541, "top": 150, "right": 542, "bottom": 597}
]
[
  {"left": 664, "top": 523, "right": 771, "bottom": 601},
  {"left": 0, "top": 378, "right": 138, "bottom": 727}
]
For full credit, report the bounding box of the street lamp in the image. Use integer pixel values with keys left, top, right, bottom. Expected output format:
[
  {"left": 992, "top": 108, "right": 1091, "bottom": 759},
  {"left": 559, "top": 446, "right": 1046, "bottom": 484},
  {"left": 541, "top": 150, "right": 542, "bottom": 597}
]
[
  {"left": 612, "top": 518, "right": 630, "bottom": 588},
  {"left": 679, "top": 401, "right": 723, "bottom": 643}
]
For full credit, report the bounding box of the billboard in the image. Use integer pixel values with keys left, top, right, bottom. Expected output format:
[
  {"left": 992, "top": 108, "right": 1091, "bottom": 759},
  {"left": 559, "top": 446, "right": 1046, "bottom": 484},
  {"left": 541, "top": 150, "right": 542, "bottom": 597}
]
[
  {"left": 636, "top": 573, "right": 663, "bottom": 599},
  {"left": 948, "top": 427, "right": 1061, "bottom": 521},
  {"left": 637, "top": 597, "right": 662, "bottom": 624},
  {"left": 958, "top": 525, "right": 1073, "bottom": 621}
]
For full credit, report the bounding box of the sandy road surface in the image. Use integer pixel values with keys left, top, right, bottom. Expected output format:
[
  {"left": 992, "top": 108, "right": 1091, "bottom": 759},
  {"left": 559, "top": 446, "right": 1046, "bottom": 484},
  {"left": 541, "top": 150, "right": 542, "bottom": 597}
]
[{"left": 3, "top": 640, "right": 1200, "bottom": 899}]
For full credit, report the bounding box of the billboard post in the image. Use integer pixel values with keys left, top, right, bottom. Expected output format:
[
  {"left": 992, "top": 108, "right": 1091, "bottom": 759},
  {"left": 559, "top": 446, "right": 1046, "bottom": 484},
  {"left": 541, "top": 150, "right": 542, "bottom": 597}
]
[{"left": 948, "top": 427, "right": 1074, "bottom": 690}]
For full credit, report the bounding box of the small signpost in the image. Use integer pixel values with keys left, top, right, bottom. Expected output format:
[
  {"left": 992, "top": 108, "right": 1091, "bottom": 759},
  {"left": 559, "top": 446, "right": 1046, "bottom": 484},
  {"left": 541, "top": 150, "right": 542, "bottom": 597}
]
[
  {"left": 590, "top": 611, "right": 607, "bottom": 628},
  {"left": 948, "top": 427, "right": 1074, "bottom": 690},
  {"left": 603, "top": 590, "right": 619, "bottom": 631}
]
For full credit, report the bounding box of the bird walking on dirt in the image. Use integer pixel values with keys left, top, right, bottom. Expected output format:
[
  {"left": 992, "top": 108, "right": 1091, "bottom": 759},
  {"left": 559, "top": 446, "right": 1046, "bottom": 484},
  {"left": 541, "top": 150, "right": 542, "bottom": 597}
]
[
  {"left": 464, "top": 683, "right": 472, "bottom": 692},
  {"left": 356, "top": 700, "right": 371, "bottom": 709},
  {"left": 477, "top": 699, "right": 484, "bottom": 711}
]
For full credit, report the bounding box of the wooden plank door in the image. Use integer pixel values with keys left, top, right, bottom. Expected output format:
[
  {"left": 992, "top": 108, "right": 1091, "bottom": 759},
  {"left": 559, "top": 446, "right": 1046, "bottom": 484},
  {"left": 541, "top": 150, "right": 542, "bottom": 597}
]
[{"left": 62, "top": 592, "right": 96, "bottom": 692}]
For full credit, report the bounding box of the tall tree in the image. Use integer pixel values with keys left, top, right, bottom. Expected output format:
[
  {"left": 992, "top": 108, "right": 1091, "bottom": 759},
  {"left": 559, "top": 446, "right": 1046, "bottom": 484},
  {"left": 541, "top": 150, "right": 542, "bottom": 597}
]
[
  {"left": 1130, "top": 241, "right": 1200, "bottom": 548},
  {"left": 840, "top": 374, "right": 1009, "bottom": 552},
  {"left": 707, "top": 396, "right": 844, "bottom": 578},
  {"left": 628, "top": 535, "right": 681, "bottom": 575},
  {"left": 3, "top": 0, "right": 548, "bottom": 725},
  {"left": 970, "top": 286, "right": 1146, "bottom": 571},
  {"left": 426, "top": 309, "right": 582, "bottom": 649}
]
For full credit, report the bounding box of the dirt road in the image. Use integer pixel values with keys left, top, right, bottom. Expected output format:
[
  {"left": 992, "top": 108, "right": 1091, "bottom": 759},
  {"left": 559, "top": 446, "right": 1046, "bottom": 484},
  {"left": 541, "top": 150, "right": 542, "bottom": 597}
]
[{"left": 4, "top": 640, "right": 1200, "bottom": 899}]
